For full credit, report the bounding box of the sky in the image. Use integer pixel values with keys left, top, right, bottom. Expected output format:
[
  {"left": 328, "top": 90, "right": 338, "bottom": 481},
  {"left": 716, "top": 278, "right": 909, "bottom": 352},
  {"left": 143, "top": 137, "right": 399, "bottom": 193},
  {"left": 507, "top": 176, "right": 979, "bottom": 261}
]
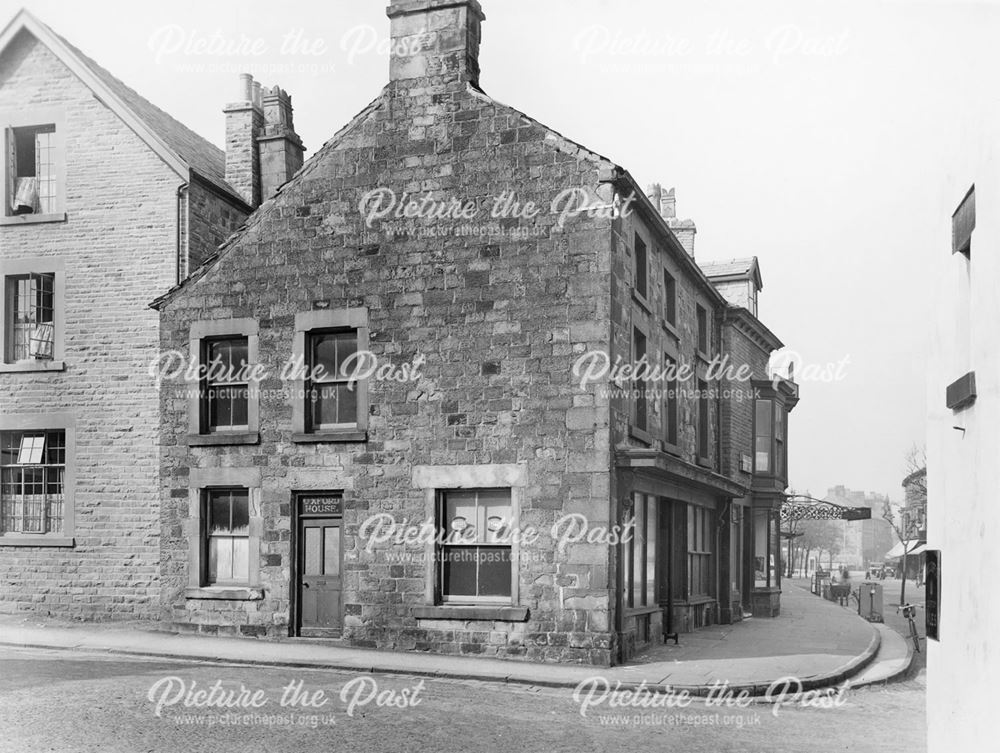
[{"left": 3, "top": 0, "right": 995, "bottom": 501}]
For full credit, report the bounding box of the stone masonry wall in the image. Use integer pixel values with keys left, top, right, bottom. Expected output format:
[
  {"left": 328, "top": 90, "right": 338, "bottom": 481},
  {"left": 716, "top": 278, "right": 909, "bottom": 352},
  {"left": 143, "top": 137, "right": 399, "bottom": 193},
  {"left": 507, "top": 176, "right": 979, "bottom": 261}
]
[
  {"left": 159, "top": 75, "right": 619, "bottom": 664},
  {"left": 187, "top": 180, "right": 249, "bottom": 272},
  {"left": 609, "top": 207, "right": 720, "bottom": 467},
  {"left": 0, "top": 31, "right": 180, "bottom": 619}
]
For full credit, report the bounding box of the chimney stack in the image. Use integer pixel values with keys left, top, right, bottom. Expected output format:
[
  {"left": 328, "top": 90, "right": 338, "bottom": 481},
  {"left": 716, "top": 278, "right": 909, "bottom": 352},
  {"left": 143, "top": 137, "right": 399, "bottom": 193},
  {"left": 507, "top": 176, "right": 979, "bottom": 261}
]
[
  {"left": 224, "top": 74, "right": 304, "bottom": 208},
  {"left": 386, "top": 0, "right": 485, "bottom": 88},
  {"left": 646, "top": 183, "right": 696, "bottom": 258},
  {"left": 258, "top": 85, "right": 304, "bottom": 202}
]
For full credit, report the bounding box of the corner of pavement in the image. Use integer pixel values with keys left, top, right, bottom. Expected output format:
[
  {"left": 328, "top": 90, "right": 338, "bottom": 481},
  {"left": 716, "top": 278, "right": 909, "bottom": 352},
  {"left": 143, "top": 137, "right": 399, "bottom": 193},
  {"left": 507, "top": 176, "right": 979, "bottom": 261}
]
[{"left": 0, "top": 583, "right": 905, "bottom": 696}]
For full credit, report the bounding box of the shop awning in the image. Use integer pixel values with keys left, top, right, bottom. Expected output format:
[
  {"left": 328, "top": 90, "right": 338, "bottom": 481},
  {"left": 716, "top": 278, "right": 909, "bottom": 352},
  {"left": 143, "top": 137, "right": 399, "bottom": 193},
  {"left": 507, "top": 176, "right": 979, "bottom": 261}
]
[{"left": 885, "top": 540, "right": 923, "bottom": 559}]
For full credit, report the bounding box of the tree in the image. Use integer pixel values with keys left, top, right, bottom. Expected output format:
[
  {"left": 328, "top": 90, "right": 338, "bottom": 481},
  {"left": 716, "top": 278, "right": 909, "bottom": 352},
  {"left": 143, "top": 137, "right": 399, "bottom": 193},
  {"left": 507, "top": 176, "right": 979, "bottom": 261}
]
[
  {"left": 884, "top": 444, "right": 928, "bottom": 606},
  {"left": 797, "top": 520, "right": 841, "bottom": 572}
]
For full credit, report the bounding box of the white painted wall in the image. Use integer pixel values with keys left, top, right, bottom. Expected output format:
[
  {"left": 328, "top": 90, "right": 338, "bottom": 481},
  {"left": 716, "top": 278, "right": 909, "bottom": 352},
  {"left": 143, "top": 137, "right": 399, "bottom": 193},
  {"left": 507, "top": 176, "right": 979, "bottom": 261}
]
[{"left": 927, "top": 106, "right": 1000, "bottom": 753}]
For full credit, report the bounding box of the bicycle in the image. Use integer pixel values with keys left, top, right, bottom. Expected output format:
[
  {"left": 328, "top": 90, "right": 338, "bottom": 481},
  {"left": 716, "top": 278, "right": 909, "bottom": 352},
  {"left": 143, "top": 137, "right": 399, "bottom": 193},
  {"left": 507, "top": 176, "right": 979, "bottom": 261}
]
[{"left": 899, "top": 603, "right": 922, "bottom": 653}]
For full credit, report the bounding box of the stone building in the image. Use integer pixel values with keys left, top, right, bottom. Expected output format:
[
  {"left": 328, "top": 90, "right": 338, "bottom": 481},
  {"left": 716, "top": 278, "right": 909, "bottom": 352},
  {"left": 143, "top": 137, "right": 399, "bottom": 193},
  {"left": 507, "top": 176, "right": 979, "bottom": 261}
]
[
  {"left": 152, "top": 0, "right": 797, "bottom": 664},
  {"left": 0, "top": 10, "right": 300, "bottom": 618}
]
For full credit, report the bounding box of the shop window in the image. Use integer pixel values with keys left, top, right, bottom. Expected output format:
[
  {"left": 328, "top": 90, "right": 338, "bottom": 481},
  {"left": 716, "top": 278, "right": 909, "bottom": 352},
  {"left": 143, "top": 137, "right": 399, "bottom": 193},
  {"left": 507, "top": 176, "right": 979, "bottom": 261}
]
[
  {"left": 204, "top": 488, "right": 250, "bottom": 585},
  {"left": 437, "top": 489, "right": 512, "bottom": 603},
  {"left": 626, "top": 493, "right": 657, "bottom": 608},
  {"left": 688, "top": 504, "right": 712, "bottom": 598},
  {"left": 0, "top": 429, "right": 65, "bottom": 535},
  {"left": 753, "top": 508, "right": 779, "bottom": 588}
]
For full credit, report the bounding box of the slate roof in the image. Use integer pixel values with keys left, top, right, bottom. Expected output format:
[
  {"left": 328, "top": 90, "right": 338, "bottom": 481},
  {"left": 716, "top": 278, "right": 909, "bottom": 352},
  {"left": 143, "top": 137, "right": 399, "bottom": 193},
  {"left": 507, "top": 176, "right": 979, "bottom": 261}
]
[
  {"left": 57, "top": 34, "right": 241, "bottom": 202},
  {"left": 699, "top": 258, "right": 758, "bottom": 278}
]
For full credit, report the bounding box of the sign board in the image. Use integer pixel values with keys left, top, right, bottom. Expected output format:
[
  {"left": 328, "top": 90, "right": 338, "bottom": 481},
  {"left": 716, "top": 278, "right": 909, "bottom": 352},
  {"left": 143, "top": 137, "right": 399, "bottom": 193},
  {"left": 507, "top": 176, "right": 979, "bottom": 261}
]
[
  {"left": 299, "top": 494, "right": 343, "bottom": 516},
  {"left": 925, "top": 549, "right": 940, "bottom": 641},
  {"left": 843, "top": 507, "right": 872, "bottom": 521},
  {"left": 740, "top": 454, "right": 753, "bottom": 473}
]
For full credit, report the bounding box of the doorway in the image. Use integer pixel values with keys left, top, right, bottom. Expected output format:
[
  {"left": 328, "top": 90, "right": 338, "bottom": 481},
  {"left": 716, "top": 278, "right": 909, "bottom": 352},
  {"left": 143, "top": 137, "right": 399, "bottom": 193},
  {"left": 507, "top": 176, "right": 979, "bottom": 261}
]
[{"left": 294, "top": 493, "right": 343, "bottom": 637}]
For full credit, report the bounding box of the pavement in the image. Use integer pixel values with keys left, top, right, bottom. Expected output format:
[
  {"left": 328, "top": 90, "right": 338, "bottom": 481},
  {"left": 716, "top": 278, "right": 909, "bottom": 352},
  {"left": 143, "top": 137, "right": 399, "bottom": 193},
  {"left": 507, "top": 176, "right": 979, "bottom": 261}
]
[{"left": 0, "top": 582, "right": 905, "bottom": 696}]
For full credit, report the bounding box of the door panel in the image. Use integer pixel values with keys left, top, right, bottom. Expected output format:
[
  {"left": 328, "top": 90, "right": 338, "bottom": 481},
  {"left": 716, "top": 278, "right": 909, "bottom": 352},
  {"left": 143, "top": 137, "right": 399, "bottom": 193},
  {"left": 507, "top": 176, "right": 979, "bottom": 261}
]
[{"left": 298, "top": 518, "right": 342, "bottom": 635}]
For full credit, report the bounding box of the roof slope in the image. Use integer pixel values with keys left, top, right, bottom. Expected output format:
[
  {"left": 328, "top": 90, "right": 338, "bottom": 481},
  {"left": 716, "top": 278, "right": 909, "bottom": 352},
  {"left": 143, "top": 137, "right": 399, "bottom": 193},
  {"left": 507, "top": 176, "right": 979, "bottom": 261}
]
[
  {"left": 0, "top": 9, "right": 245, "bottom": 205},
  {"left": 56, "top": 35, "right": 239, "bottom": 202},
  {"left": 699, "top": 257, "right": 763, "bottom": 290}
]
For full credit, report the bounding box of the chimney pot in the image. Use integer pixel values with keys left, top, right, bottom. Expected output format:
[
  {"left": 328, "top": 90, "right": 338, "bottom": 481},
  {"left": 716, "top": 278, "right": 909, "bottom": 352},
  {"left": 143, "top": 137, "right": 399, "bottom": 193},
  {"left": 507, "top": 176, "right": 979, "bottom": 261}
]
[{"left": 238, "top": 73, "right": 254, "bottom": 102}]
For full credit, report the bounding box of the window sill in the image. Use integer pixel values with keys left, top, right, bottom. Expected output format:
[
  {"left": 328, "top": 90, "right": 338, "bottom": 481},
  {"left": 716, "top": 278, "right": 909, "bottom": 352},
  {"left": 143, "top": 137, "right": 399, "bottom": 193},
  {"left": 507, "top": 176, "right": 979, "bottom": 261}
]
[
  {"left": 185, "top": 586, "right": 264, "bottom": 601},
  {"left": 660, "top": 317, "right": 679, "bottom": 339},
  {"left": 0, "top": 360, "right": 65, "bottom": 373},
  {"left": 661, "top": 440, "right": 681, "bottom": 457},
  {"left": 629, "top": 425, "right": 653, "bottom": 446},
  {"left": 684, "top": 595, "right": 717, "bottom": 606},
  {"left": 0, "top": 535, "right": 74, "bottom": 547},
  {"left": 187, "top": 432, "right": 260, "bottom": 446},
  {"left": 631, "top": 290, "right": 652, "bottom": 315},
  {"left": 0, "top": 212, "right": 67, "bottom": 226},
  {"left": 624, "top": 605, "right": 661, "bottom": 617},
  {"left": 291, "top": 430, "right": 367, "bottom": 443},
  {"left": 695, "top": 455, "right": 712, "bottom": 469},
  {"left": 413, "top": 605, "right": 529, "bottom": 622}
]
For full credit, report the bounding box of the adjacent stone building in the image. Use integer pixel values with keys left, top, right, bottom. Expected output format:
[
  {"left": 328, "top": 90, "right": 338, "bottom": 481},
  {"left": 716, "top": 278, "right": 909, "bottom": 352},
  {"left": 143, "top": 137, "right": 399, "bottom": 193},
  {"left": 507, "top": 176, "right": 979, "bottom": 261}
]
[
  {"left": 153, "top": 0, "right": 799, "bottom": 665},
  {"left": 0, "top": 10, "right": 300, "bottom": 618}
]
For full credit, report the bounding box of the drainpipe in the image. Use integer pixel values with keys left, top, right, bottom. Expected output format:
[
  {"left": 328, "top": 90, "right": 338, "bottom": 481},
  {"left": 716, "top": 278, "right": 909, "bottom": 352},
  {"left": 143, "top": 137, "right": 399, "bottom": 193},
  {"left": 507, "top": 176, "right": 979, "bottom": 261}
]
[{"left": 176, "top": 184, "right": 189, "bottom": 285}]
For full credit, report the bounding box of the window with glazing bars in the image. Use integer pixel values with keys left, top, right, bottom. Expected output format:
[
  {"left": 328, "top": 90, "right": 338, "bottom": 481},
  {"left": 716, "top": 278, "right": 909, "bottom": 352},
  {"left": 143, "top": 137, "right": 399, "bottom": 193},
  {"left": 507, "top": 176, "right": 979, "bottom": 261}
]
[
  {"left": 0, "top": 430, "right": 65, "bottom": 534},
  {"left": 306, "top": 329, "right": 359, "bottom": 431},
  {"left": 7, "top": 125, "right": 56, "bottom": 216},
  {"left": 203, "top": 337, "right": 249, "bottom": 431},
  {"left": 204, "top": 488, "right": 250, "bottom": 585},
  {"left": 437, "top": 489, "right": 512, "bottom": 602},
  {"left": 4, "top": 272, "right": 54, "bottom": 362}
]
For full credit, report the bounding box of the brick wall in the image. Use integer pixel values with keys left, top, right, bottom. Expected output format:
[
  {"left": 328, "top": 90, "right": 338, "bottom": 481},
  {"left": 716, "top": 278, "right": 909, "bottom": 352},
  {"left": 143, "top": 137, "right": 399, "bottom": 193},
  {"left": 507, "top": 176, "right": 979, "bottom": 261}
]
[
  {"left": 0, "top": 31, "right": 181, "bottom": 619},
  {"left": 159, "top": 75, "right": 619, "bottom": 664}
]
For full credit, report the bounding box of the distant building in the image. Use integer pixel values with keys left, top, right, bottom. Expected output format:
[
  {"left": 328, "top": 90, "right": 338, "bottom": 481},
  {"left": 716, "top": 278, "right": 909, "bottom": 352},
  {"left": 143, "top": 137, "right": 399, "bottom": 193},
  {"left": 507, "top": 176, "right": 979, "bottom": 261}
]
[{"left": 822, "top": 486, "right": 895, "bottom": 569}]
